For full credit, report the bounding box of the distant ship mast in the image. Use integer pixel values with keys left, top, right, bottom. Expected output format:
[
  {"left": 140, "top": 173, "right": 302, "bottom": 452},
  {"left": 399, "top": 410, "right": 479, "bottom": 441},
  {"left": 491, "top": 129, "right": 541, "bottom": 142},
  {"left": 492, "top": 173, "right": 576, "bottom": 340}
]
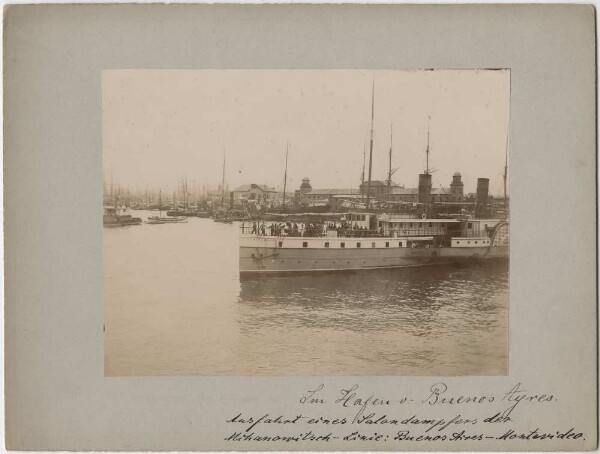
[
  {"left": 221, "top": 149, "right": 226, "bottom": 205},
  {"left": 282, "top": 142, "right": 289, "bottom": 211},
  {"left": 387, "top": 124, "right": 398, "bottom": 202},
  {"left": 503, "top": 132, "right": 509, "bottom": 219},
  {"left": 425, "top": 116, "right": 431, "bottom": 175},
  {"left": 360, "top": 143, "right": 366, "bottom": 200},
  {"left": 365, "top": 78, "right": 375, "bottom": 211}
]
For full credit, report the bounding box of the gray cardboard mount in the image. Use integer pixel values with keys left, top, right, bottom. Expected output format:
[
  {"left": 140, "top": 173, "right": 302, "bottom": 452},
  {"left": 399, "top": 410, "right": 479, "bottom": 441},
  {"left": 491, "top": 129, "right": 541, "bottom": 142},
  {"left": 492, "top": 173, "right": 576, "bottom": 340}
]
[{"left": 4, "top": 4, "right": 597, "bottom": 451}]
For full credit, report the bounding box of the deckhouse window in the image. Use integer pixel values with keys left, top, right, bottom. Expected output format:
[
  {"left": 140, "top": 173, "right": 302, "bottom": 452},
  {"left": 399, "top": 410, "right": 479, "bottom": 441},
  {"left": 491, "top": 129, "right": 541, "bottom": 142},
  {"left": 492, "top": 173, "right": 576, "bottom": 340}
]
[
  {"left": 371, "top": 242, "right": 376, "bottom": 248},
  {"left": 303, "top": 242, "right": 308, "bottom": 248},
  {"left": 356, "top": 242, "right": 361, "bottom": 248},
  {"left": 340, "top": 242, "right": 345, "bottom": 248},
  {"left": 385, "top": 242, "right": 389, "bottom": 248},
  {"left": 278, "top": 241, "right": 283, "bottom": 248},
  {"left": 324, "top": 242, "right": 330, "bottom": 248},
  {"left": 399, "top": 242, "right": 403, "bottom": 247},
  {"left": 468, "top": 222, "right": 473, "bottom": 229}
]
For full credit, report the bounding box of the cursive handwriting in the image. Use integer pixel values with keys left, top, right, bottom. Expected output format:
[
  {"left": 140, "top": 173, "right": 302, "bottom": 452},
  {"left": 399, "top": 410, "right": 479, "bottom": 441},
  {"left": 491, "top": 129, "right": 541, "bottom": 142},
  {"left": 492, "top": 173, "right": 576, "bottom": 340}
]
[{"left": 223, "top": 382, "right": 581, "bottom": 447}]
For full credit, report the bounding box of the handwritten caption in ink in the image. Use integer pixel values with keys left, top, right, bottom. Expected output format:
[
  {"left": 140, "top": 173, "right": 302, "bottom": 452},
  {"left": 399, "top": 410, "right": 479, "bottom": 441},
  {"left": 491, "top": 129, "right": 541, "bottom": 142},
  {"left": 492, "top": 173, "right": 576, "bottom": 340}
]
[{"left": 224, "top": 382, "right": 584, "bottom": 445}]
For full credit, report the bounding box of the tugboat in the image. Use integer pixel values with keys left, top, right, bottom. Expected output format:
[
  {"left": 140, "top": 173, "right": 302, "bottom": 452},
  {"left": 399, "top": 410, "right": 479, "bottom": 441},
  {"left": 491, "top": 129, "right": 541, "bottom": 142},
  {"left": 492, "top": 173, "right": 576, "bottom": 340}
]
[{"left": 103, "top": 205, "right": 142, "bottom": 228}]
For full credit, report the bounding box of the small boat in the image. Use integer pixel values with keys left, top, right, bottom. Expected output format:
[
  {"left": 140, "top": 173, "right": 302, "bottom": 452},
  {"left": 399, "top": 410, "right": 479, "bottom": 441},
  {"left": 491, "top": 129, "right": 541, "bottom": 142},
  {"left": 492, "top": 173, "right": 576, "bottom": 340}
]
[
  {"left": 146, "top": 190, "right": 188, "bottom": 224},
  {"left": 147, "top": 215, "right": 187, "bottom": 224},
  {"left": 146, "top": 218, "right": 167, "bottom": 225}
]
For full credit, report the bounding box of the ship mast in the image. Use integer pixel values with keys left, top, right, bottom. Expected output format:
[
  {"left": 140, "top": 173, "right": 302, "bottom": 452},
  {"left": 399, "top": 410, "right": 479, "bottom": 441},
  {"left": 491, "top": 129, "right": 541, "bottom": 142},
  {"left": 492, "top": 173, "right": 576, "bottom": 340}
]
[
  {"left": 282, "top": 142, "right": 289, "bottom": 211},
  {"left": 183, "top": 178, "right": 187, "bottom": 210},
  {"left": 387, "top": 123, "right": 393, "bottom": 203},
  {"left": 221, "top": 149, "right": 226, "bottom": 206},
  {"left": 426, "top": 116, "right": 431, "bottom": 175},
  {"left": 503, "top": 132, "right": 509, "bottom": 219},
  {"left": 159, "top": 189, "right": 162, "bottom": 218},
  {"left": 110, "top": 171, "right": 114, "bottom": 208},
  {"left": 365, "top": 78, "right": 375, "bottom": 211},
  {"left": 361, "top": 143, "right": 366, "bottom": 200}
]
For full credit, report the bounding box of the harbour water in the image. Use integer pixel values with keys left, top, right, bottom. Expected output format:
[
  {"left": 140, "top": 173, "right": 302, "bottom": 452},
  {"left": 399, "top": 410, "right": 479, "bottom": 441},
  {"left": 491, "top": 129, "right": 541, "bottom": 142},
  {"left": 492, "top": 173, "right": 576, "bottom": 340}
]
[{"left": 104, "top": 211, "right": 509, "bottom": 376}]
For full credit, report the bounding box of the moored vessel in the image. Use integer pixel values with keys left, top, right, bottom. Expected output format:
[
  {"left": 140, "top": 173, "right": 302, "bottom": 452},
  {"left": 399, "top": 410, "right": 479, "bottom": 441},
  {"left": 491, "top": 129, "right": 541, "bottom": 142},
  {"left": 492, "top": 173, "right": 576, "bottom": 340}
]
[{"left": 103, "top": 206, "right": 143, "bottom": 228}]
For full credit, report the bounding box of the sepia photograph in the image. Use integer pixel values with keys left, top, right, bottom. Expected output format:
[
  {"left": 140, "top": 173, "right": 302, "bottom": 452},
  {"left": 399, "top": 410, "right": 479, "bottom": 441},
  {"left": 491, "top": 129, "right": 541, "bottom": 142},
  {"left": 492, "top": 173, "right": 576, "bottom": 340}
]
[{"left": 103, "top": 69, "right": 510, "bottom": 377}]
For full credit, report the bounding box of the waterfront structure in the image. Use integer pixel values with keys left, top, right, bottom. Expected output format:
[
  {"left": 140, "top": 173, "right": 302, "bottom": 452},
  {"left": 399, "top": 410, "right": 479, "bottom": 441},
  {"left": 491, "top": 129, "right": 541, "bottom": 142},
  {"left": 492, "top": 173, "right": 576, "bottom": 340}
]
[
  {"left": 450, "top": 172, "right": 464, "bottom": 201},
  {"left": 231, "top": 184, "right": 278, "bottom": 209},
  {"left": 294, "top": 179, "right": 358, "bottom": 207},
  {"left": 359, "top": 180, "right": 398, "bottom": 201}
]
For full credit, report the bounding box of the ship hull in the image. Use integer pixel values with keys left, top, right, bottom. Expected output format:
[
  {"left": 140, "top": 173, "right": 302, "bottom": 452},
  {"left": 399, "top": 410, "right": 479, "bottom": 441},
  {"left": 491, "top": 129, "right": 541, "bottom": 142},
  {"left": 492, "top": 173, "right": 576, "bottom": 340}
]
[{"left": 240, "top": 240, "right": 507, "bottom": 275}]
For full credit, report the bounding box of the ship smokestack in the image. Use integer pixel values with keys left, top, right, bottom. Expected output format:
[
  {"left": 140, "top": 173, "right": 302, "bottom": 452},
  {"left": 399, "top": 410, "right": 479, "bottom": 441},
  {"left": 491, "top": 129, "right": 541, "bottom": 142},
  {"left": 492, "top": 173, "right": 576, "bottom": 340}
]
[
  {"left": 418, "top": 173, "right": 432, "bottom": 205},
  {"left": 475, "top": 177, "right": 490, "bottom": 218}
]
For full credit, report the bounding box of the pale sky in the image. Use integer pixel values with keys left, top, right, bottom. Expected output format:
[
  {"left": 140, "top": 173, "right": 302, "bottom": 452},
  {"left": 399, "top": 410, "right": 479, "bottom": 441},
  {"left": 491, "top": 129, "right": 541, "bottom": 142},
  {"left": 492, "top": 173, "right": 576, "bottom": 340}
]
[{"left": 103, "top": 69, "right": 510, "bottom": 196}]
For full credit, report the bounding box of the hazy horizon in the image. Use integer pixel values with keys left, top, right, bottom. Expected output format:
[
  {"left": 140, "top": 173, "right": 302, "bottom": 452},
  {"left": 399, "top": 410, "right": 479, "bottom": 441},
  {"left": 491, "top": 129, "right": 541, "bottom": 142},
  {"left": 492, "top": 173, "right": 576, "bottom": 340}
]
[{"left": 103, "top": 69, "right": 510, "bottom": 196}]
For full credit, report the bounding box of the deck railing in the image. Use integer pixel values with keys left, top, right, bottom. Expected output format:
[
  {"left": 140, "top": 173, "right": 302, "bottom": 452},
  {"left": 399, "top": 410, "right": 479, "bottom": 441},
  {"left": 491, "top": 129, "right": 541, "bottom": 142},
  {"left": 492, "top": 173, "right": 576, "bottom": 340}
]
[{"left": 240, "top": 224, "right": 383, "bottom": 238}]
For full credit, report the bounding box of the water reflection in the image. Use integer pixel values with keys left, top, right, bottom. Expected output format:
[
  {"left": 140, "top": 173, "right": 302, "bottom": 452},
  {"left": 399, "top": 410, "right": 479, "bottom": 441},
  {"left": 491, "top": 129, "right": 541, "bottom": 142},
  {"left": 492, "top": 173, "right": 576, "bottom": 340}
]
[
  {"left": 234, "top": 262, "right": 508, "bottom": 376},
  {"left": 238, "top": 263, "right": 508, "bottom": 336}
]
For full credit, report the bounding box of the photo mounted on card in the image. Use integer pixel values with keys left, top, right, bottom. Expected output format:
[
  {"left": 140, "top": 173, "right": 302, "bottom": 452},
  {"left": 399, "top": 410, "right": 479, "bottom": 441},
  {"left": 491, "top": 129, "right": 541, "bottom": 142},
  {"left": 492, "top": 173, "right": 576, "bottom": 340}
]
[{"left": 4, "top": 4, "right": 596, "bottom": 451}]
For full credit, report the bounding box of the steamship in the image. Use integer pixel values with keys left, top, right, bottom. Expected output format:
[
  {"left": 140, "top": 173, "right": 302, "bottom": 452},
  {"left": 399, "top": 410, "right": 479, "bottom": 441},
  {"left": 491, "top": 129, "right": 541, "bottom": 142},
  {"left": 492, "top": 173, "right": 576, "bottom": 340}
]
[
  {"left": 238, "top": 81, "right": 509, "bottom": 275},
  {"left": 239, "top": 212, "right": 508, "bottom": 275}
]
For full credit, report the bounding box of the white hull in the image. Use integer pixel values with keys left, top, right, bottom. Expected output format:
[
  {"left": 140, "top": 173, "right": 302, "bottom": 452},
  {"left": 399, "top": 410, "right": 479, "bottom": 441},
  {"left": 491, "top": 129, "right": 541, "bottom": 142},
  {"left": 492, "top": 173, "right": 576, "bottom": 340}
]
[{"left": 239, "top": 235, "right": 507, "bottom": 275}]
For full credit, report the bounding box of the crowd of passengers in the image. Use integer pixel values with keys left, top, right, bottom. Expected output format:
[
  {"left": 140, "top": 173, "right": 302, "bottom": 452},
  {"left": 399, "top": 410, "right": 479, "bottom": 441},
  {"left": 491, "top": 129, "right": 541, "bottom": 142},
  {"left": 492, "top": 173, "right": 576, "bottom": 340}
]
[{"left": 245, "top": 220, "right": 384, "bottom": 237}]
